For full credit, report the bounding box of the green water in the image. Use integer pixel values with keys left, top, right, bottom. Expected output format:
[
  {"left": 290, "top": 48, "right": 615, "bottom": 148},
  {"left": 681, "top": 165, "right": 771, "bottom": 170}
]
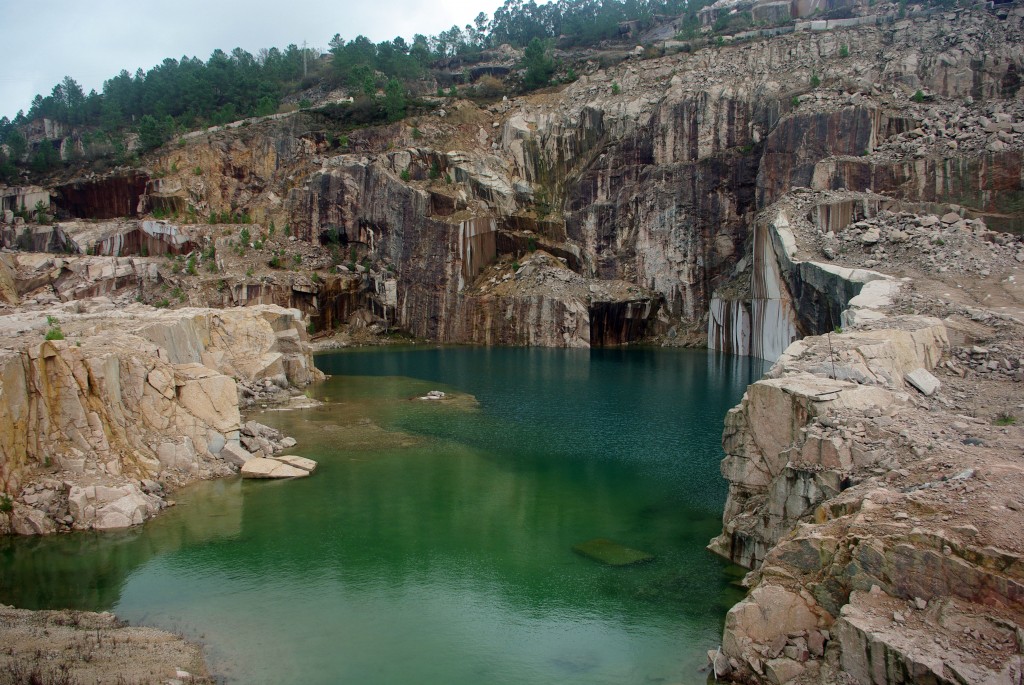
[{"left": 0, "top": 346, "right": 766, "bottom": 685}]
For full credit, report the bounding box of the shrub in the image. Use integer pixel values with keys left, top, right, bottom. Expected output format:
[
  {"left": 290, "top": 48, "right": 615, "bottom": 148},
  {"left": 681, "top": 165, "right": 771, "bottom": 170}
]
[
  {"left": 912, "top": 89, "right": 925, "bottom": 103},
  {"left": 475, "top": 75, "right": 504, "bottom": 98},
  {"left": 401, "top": 168, "right": 411, "bottom": 181},
  {"left": 611, "top": 82, "right": 621, "bottom": 95},
  {"left": 45, "top": 327, "right": 64, "bottom": 341},
  {"left": 839, "top": 44, "right": 849, "bottom": 58},
  {"left": 810, "top": 72, "right": 821, "bottom": 88},
  {"left": 240, "top": 227, "right": 251, "bottom": 244},
  {"left": 194, "top": 166, "right": 203, "bottom": 176},
  {"left": 994, "top": 412, "right": 1017, "bottom": 426},
  {"left": 0, "top": 494, "right": 11, "bottom": 513},
  {"left": 429, "top": 161, "right": 440, "bottom": 180},
  {"left": 154, "top": 298, "right": 170, "bottom": 308}
]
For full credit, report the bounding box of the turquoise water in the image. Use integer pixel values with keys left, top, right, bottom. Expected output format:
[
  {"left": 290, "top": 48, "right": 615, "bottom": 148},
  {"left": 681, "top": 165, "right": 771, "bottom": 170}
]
[{"left": 0, "top": 346, "right": 766, "bottom": 684}]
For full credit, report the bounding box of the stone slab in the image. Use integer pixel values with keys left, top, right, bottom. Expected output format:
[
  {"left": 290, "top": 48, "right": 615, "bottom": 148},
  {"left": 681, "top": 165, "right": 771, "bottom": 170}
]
[
  {"left": 241, "top": 457, "right": 309, "bottom": 479},
  {"left": 271, "top": 455, "right": 317, "bottom": 472},
  {"left": 904, "top": 368, "right": 940, "bottom": 396}
]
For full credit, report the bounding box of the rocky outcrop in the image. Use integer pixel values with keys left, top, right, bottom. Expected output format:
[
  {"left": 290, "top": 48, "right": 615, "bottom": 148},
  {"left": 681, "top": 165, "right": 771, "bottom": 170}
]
[
  {"left": 0, "top": 604, "right": 212, "bottom": 683},
  {"left": 708, "top": 183, "right": 1024, "bottom": 682},
  {"left": 0, "top": 302, "right": 319, "bottom": 533}
]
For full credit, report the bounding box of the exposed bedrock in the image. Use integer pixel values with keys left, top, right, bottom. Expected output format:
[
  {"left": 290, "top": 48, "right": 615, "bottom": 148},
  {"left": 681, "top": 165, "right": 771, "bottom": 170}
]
[
  {"left": 707, "top": 178, "right": 1024, "bottom": 681},
  {"left": 0, "top": 303, "right": 318, "bottom": 533},
  {"left": 53, "top": 171, "right": 149, "bottom": 220},
  {"left": 287, "top": 153, "right": 661, "bottom": 346},
  {"left": 8, "top": 7, "right": 1014, "bottom": 349},
  {"left": 812, "top": 152, "right": 1024, "bottom": 233}
]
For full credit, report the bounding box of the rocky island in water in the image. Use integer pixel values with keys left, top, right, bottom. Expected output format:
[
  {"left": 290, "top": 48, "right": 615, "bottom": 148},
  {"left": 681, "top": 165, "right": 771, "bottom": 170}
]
[{"left": 1, "top": 0, "right": 1023, "bottom": 681}]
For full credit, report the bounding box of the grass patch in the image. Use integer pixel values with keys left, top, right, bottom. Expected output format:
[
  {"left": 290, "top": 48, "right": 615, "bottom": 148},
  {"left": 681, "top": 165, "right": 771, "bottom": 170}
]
[{"left": 994, "top": 412, "right": 1017, "bottom": 426}]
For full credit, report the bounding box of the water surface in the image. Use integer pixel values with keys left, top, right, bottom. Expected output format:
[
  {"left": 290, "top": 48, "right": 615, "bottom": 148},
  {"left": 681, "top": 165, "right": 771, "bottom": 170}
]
[{"left": 0, "top": 346, "right": 766, "bottom": 684}]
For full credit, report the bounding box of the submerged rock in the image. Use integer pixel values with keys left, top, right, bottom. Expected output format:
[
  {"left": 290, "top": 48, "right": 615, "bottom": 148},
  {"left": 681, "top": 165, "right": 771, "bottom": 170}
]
[{"left": 572, "top": 538, "right": 653, "bottom": 566}]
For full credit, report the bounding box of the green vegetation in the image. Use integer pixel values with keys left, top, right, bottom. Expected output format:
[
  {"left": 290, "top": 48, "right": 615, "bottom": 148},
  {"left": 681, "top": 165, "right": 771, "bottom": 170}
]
[
  {"left": 994, "top": 412, "right": 1017, "bottom": 426},
  {"left": 810, "top": 72, "right": 821, "bottom": 88},
  {"left": 523, "top": 38, "right": 555, "bottom": 89},
  {"left": 912, "top": 89, "right": 925, "bottom": 103},
  {"left": 0, "top": 0, "right": 726, "bottom": 179},
  {"left": 0, "top": 494, "right": 12, "bottom": 513},
  {"left": 44, "top": 316, "right": 65, "bottom": 341},
  {"left": 611, "top": 82, "right": 621, "bottom": 95},
  {"left": 838, "top": 44, "right": 849, "bottom": 58}
]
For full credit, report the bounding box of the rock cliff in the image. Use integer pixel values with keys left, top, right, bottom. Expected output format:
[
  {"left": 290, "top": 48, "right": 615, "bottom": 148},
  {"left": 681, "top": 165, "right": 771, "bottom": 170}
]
[
  {"left": 707, "top": 188, "right": 1024, "bottom": 682},
  {"left": 0, "top": 301, "right": 318, "bottom": 534}
]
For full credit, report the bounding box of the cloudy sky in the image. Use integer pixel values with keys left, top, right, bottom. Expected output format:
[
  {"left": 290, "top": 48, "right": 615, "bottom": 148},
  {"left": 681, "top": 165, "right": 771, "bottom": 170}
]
[{"left": 2, "top": 0, "right": 510, "bottom": 119}]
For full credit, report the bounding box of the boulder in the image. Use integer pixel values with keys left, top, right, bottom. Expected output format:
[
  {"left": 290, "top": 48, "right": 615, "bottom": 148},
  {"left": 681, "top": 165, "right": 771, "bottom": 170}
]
[
  {"left": 241, "top": 457, "right": 310, "bottom": 479},
  {"left": 904, "top": 368, "right": 940, "bottom": 396},
  {"left": 10, "top": 503, "right": 57, "bottom": 535},
  {"left": 221, "top": 442, "right": 253, "bottom": 467}
]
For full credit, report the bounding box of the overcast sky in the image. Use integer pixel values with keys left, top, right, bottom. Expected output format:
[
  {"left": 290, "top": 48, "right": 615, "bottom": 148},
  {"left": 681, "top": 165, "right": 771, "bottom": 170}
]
[{"left": 1, "top": 0, "right": 513, "bottom": 120}]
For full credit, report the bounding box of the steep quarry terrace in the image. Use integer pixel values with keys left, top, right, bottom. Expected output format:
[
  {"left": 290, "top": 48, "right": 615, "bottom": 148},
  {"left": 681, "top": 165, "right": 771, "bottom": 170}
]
[{"left": 708, "top": 189, "right": 1024, "bottom": 683}]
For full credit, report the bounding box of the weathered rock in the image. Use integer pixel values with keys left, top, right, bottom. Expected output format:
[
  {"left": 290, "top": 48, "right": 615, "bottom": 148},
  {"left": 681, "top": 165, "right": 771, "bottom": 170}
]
[
  {"left": 10, "top": 502, "right": 57, "bottom": 535},
  {"left": 0, "top": 303, "right": 316, "bottom": 531},
  {"left": 271, "top": 455, "right": 317, "bottom": 473},
  {"left": 904, "top": 368, "right": 940, "bottom": 396},
  {"left": 240, "top": 457, "right": 310, "bottom": 479},
  {"left": 220, "top": 442, "right": 254, "bottom": 468}
]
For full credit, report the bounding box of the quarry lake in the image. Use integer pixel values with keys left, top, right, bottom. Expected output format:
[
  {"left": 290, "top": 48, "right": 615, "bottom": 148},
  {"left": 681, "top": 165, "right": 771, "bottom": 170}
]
[{"left": 0, "top": 346, "right": 767, "bottom": 684}]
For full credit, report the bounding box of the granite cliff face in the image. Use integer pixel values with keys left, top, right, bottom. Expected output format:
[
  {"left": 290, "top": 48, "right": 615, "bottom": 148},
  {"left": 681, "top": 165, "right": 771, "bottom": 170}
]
[
  {"left": 705, "top": 183, "right": 1024, "bottom": 682},
  {"left": 0, "top": 301, "right": 318, "bottom": 534},
  {"left": 5, "top": 7, "right": 1021, "bottom": 352}
]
